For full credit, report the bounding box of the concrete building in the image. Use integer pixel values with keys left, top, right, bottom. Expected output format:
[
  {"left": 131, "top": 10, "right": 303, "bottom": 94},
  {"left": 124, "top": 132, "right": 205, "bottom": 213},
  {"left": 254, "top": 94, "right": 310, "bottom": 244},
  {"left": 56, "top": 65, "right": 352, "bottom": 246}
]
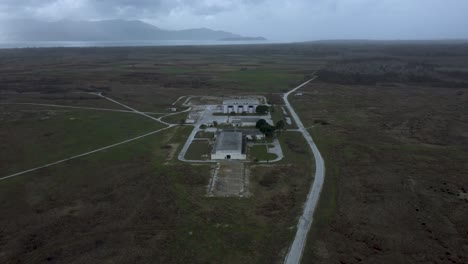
[
  {"left": 222, "top": 98, "right": 259, "bottom": 114},
  {"left": 231, "top": 117, "right": 261, "bottom": 127},
  {"left": 211, "top": 131, "right": 246, "bottom": 160},
  {"left": 185, "top": 115, "right": 196, "bottom": 124},
  {"left": 241, "top": 129, "right": 265, "bottom": 141},
  {"left": 230, "top": 117, "right": 274, "bottom": 127}
]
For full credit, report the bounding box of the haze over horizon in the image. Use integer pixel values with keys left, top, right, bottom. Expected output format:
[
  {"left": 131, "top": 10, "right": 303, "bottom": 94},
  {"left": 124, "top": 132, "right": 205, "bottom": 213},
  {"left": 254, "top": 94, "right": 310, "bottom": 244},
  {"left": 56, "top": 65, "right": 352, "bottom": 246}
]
[{"left": 1, "top": 0, "right": 468, "bottom": 42}]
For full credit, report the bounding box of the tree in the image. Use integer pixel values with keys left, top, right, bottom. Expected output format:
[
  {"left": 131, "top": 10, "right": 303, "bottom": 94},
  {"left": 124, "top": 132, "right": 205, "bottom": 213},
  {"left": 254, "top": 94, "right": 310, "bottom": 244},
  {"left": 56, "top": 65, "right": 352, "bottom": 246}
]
[
  {"left": 256, "top": 119, "right": 268, "bottom": 129},
  {"left": 213, "top": 121, "right": 218, "bottom": 127},
  {"left": 275, "top": 120, "right": 285, "bottom": 131},
  {"left": 200, "top": 124, "right": 207, "bottom": 130},
  {"left": 255, "top": 105, "right": 270, "bottom": 115},
  {"left": 260, "top": 124, "right": 275, "bottom": 137},
  {"left": 256, "top": 119, "right": 275, "bottom": 137}
]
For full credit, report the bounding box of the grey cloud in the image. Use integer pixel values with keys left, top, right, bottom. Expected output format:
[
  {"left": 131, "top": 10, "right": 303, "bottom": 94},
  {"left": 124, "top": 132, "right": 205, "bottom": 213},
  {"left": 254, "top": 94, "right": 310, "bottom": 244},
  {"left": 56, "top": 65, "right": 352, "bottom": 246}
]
[
  {"left": 0, "top": 0, "right": 265, "bottom": 20},
  {"left": 1, "top": 0, "right": 468, "bottom": 41}
]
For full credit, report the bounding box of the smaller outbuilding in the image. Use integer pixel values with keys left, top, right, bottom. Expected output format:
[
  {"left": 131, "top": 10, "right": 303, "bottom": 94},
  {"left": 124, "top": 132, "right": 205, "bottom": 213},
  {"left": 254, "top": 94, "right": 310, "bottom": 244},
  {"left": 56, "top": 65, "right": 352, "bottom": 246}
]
[
  {"left": 230, "top": 117, "right": 261, "bottom": 127},
  {"left": 242, "top": 129, "right": 266, "bottom": 141},
  {"left": 185, "top": 116, "right": 196, "bottom": 124}
]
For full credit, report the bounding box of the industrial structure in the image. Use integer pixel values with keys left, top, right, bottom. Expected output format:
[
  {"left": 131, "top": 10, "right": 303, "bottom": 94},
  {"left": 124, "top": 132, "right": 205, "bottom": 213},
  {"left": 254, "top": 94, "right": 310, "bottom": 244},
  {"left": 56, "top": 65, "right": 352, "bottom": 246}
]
[
  {"left": 222, "top": 98, "right": 259, "bottom": 114},
  {"left": 211, "top": 131, "right": 246, "bottom": 160},
  {"left": 241, "top": 129, "right": 265, "bottom": 141},
  {"left": 230, "top": 117, "right": 262, "bottom": 127}
]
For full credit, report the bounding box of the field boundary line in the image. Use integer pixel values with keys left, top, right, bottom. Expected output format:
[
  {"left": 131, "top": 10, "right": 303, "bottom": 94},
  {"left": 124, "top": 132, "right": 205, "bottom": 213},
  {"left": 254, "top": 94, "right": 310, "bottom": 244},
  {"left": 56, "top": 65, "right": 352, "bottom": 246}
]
[
  {"left": 0, "top": 126, "right": 174, "bottom": 182},
  {"left": 91, "top": 93, "right": 172, "bottom": 125},
  {"left": 0, "top": 102, "right": 178, "bottom": 115}
]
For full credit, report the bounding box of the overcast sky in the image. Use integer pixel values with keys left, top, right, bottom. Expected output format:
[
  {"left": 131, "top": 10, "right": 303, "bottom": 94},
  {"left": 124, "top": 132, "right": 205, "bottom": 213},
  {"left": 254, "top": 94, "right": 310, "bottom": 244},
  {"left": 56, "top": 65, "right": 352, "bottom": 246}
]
[{"left": 1, "top": 0, "right": 467, "bottom": 41}]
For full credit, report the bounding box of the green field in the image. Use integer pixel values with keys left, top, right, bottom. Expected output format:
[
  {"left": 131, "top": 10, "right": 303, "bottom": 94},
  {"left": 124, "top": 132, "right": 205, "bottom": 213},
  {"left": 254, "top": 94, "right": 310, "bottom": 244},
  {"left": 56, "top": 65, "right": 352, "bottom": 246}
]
[
  {"left": 0, "top": 104, "right": 165, "bottom": 176},
  {"left": 219, "top": 69, "right": 303, "bottom": 93},
  {"left": 185, "top": 140, "right": 211, "bottom": 160},
  {"left": 0, "top": 45, "right": 320, "bottom": 263},
  {"left": 249, "top": 145, "right": 277, "bottom": 161},
  {"left": 296, "top": 82, "right": 468, "bottom": 263},
  {"left": 1, "top": 42, "right": 467, "bottom": 263},
  {"left": 194, "top": 131, "right": 214, "bottom": 139}
]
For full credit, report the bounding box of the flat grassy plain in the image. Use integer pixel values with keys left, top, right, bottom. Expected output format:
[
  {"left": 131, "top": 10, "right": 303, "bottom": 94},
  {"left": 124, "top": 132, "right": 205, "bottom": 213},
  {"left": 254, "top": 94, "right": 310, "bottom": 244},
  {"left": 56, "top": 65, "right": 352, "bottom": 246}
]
[
  {"left": 294, "top": 82, "right": 468, "bottom": 263},
  {"left": 0, "top": 115, "right": 313, "bottom": 264},
  {"left": 0, "top": 44, "right": 320, "bottom": 263},
  {"left": 0, "top": 104, "right": 165, "bottom": 176},
  {"left": 1, "top": 42, "right": 468, "bottom": 263}
]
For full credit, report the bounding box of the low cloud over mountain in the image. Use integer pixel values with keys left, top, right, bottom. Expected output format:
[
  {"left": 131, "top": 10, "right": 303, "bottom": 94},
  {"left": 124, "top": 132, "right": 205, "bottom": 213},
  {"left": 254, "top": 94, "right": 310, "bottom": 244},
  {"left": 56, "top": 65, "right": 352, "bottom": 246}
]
[{"left": 1, "top": 19, "right": 252, "bottom": 41}]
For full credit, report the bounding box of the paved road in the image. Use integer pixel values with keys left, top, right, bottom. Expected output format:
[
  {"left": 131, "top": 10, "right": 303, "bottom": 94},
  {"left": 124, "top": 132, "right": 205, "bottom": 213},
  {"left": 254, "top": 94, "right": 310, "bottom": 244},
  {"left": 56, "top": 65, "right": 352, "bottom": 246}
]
[
  {"left": 181, "top": 96, "right": 194, "bottom": 106},
  {"left": 283, "top": 77, "right": 326, "bottom": 264},
  {"left": 158, "top": 107, "right": 192, "bottom": 121},
  {"left": 172, "top": 95, "right": 186, "bottom": 105}
]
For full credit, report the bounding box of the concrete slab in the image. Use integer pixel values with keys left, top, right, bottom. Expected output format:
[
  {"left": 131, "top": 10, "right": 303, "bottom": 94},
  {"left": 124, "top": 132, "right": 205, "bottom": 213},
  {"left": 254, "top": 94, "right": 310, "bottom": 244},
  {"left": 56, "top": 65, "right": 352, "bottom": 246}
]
[{"left": 207, "top": 161, "right": 249, "bottom": 197}]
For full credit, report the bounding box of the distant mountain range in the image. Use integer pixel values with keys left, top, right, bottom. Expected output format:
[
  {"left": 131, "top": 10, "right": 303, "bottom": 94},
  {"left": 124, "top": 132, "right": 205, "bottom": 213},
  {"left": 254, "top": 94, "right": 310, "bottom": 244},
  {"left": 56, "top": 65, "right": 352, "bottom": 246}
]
[
  {"left": 219, "top": 37, "right": 267, "bottom": 41},
  {"left": 0, "top": 19, "right": 266, "bottom": 42}
]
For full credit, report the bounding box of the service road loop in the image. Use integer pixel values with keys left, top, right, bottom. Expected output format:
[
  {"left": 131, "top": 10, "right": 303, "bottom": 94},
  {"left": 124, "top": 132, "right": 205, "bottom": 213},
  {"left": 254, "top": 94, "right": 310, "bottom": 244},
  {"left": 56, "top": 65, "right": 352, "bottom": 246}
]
[{"left": 283, "top": 76, "right": 326, "bottom": 264}]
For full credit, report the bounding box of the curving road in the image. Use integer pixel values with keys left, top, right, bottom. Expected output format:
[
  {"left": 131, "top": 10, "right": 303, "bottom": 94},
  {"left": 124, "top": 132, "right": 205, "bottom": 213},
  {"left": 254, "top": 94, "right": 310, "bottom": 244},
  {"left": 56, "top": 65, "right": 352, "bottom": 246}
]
[{"left": 283, "top": 77, "right": 326, "bottom": 264}]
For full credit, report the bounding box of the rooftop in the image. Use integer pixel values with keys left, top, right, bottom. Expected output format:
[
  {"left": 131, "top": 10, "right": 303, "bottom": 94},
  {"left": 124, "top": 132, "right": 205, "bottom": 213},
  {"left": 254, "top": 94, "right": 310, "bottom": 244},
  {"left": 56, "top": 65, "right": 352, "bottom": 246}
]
[
  {"left": 213, "top": 132, "right": 243, "bottom": 153},
  {"left": 223, "top": 98, "right": 260, "bottom": 105},
  {"left": 231, "top": 117, "right": 262, "bottom": 123},
  {"left": 224, "top": 129, "right": 264, "bottom": 136}
]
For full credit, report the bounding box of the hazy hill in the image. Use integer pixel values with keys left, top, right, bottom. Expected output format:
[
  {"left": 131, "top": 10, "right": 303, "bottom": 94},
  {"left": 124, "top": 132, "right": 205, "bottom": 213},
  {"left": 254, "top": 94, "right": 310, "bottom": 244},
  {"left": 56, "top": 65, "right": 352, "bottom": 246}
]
[{"left": 0, "top": 19, "right": 253, "bottom": 41}]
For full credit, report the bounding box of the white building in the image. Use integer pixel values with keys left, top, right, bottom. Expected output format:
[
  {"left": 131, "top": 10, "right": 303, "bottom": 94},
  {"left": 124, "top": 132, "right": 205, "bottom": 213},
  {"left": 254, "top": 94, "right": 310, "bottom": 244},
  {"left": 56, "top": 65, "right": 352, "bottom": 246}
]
[
  {"left": 211, "top": 131, "right": 246, "bottom": 160},
  {"left": 231, "top": 117, "right": 261, "bottom": 127},
  {"left": 222, "top": 98, "right": 259, "bottom": 114},
  {"left": 185, "top": 115, "right": 196, "bottom": 124},
  {"left": 242, "top": 129, "right": 265, "bottom": 141}
]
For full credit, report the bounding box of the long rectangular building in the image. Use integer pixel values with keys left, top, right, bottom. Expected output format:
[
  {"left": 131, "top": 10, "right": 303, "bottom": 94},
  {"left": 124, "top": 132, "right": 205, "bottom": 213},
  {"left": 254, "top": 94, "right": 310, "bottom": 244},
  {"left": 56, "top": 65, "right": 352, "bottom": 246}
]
[{"left": 222, "top": 98, "right": 259, "bottom": 114}]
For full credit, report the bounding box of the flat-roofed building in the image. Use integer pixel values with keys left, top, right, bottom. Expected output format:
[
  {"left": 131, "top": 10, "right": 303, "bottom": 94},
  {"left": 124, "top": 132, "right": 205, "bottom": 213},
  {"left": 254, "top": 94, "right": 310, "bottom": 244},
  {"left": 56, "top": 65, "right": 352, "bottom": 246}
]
[
  {"left": 222, "top": 98, "right": 259, "bottom": 114},
  {"left": 241, "top": 129, "right": 266, "bottom": 141},
  {"left": 211, "top": 131, "right": 246, "bottom": 160},
  {"left": 231, "top": 117, "right": 261, "bottom": 127}
]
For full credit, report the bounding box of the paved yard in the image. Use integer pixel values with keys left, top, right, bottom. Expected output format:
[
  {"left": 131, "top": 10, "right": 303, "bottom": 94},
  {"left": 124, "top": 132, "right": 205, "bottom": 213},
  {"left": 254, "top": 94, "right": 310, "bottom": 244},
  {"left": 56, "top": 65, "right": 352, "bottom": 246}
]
[{"left": 208, "top": 161, "right": 249, "bottom": 197}]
